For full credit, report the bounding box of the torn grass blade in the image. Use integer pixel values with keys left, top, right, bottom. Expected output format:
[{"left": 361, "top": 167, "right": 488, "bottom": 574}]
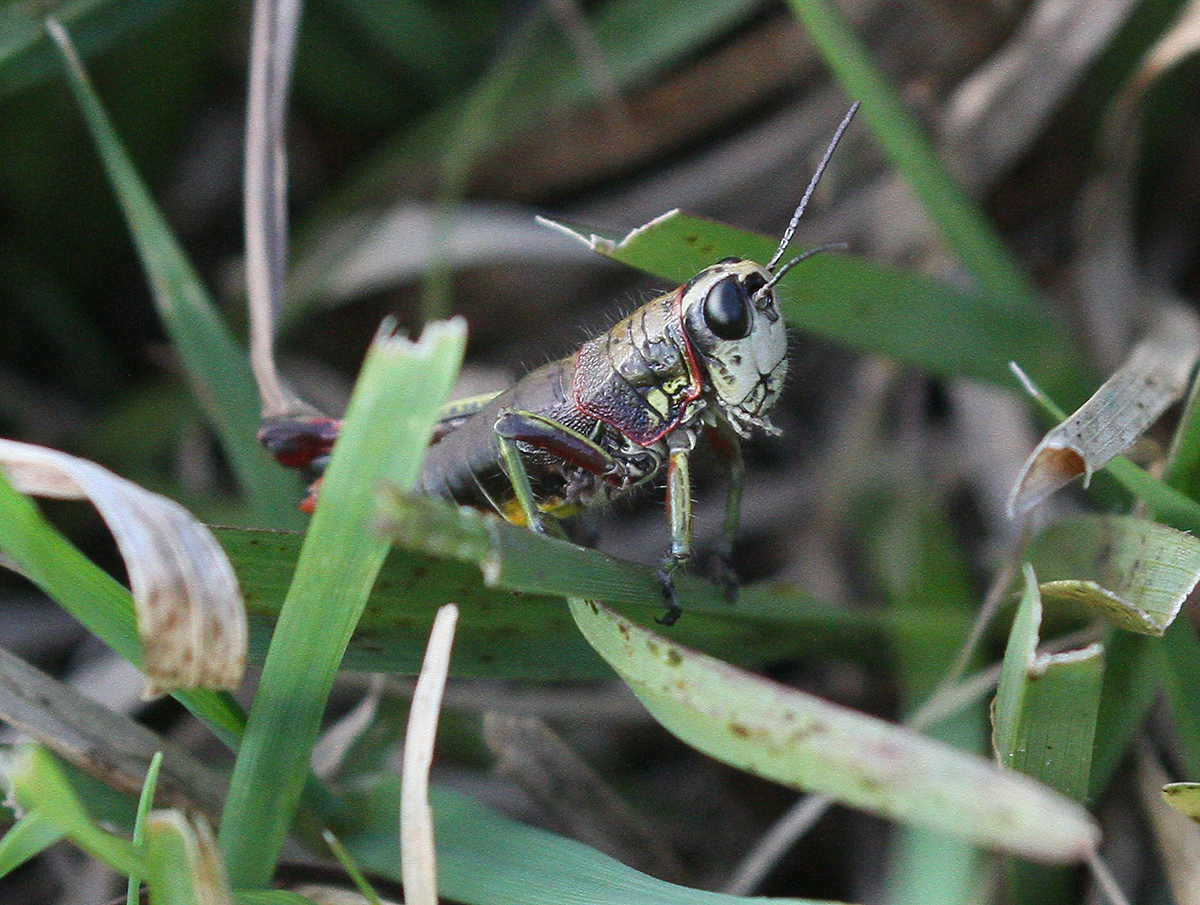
[
  {"left": 568, "top": 597, "right": 1099, "bottom": 863},
  {"left": 994, "top": 566, "right": 1103, "bottom": 803},
  {"left": 219, "top": 318, "right": 466, "bottom": 889},
  {"left": 1026, "top": 515, "right": 1200, "bottom": 636},
  {"left": 145, "top": 811, "right": 234, "bottom": 905},
  {"left": 1009, "top": 304, "right": 1200, "bottom": 517},
  {"left": 1163, "top": 783, "right": 1200, "bottom": 822},
  {"left": 541, "top": 212, "right": 1087, "bottom": 402},
  {"left": 1007, "top": 363, "right": 1200, "bottom": 534},
  {"left": 0, "top": 439, "right": 246, "bottom": 697}
]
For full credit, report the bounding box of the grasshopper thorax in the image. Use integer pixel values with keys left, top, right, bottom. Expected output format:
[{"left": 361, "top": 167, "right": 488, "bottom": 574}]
[{"left": 681, "top": 258, "right": 787, "bottom": 437}]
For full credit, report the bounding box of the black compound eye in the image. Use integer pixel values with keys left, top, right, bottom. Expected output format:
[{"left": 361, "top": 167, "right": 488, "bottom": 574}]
[{"left": 703, "top": 278, "right": 752, "bottom": 340}]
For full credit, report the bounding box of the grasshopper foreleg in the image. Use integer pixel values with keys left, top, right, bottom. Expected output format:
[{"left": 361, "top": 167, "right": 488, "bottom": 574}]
[{"left": 656, "top": 435, "right": 697, "bottom": 626}]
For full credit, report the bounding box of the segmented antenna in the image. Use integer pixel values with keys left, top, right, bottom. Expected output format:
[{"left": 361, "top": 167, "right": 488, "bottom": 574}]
[
  {"left": 761, "top": 240, "right": 849, "bottom": 293},
  {"left": 764, "top": 101, "right": 861, "bottom": 273}
]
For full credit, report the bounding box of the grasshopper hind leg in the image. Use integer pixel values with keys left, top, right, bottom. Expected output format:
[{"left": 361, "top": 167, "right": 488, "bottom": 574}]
[{"left": 493, "top": 408, "right": 618, "bottom": 539}]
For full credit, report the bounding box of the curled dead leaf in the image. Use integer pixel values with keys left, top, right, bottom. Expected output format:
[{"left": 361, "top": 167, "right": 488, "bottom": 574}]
[
  {"left": 0, "top": 439, "right": 246, "bottom": 698},
  {"left": 1008, "top": 305, "right": 1200, "bottom": 516}
]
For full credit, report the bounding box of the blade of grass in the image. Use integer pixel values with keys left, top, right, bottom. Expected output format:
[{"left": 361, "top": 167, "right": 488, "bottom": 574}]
[
  {"left": 994, "top": 566, "right": 1103, "bottom": 905},
  {"left": 1166, "top": 373, "right": 1200, "bottom": 500},
  {"left": 542, "top": 213, "right": 1090, "bottom": 402},
  {"left": 144, "top": 811, "right": 234, "bottom": 905},
  {"left": 344, "top": 778, "right": 844, "bottom": 905},
  {"left": 5, "top": 745, "right": 142, "bottom": 876},
  {"left": 221, "top": 519, "right": 962, "bottom": 680},
  {"left": 783, "top": 0, "right": 1050, "bottom": 339},
  {"left": 1026, "top": 514, "right": 1200, "bottom": 636},
  {"left": 47, "top": 21, "right": 300, "bottom": 527},
  {"left": 1089, "top": 631, "right": 1158, "bottom": 798},
  {"left": 127, "top": 751, "right": 163, "bottom": 905},
  {"left": 0, "top": 812, "right": 65, "bottom": 878},
  {"left": 219, "top": 319, "right": 466, "bottom": 888},
  {"left": 373, "top": 488, "right": 967, "bottom": 672},
  {"left": 994, "top": 567, "right": 1104, "bottom": 803},
  {"left": 1156, "top": 618, "right": 1200, "bottom": 779},
  {"left": 0, "top": 0, "right": 181, "bottom": 97},
  {"left": 1011, "top": 366, "right": 1200, "bottom": 533}
]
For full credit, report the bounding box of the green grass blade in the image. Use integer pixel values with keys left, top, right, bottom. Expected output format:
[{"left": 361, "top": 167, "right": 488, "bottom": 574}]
[
  {"left": 4, "top": 746, "right": 142, "bottom": 876},
  {"left": 1089, "top": 631, "right": 1158, "bottom": 798},
  {"left": 371, "top": 489, "right": 965, "bottom": 673},
  {"left": 995, "top": 567, "right": 1103, "bottom": 802},
  {"left": 1156, "top": 619, "right": 1200, "bottom": 779},
  {"left": 994, "top": 567, "right": 1104, "bottom": 905},
  {"left": 234, "top": 894, "right": 320, "bottom": 905},
  {"left": 343, "top": 778, "right": 842, "bottom": 905},
  {"left": 0, "top": 0, "right": 182, "bottom": 97},
  {"left": 219, "top": 319, "right": 466, "bottom": 888},
  {"left": 0, "top": 812, "right": 66, "bottom": 878},
  {"left": 570, "top": 597, "right": 1099, "bottom": 862},
  {"left": 127, "top": 751, "right": 163, "bottom": 905},
  {"left": 783, "top": 0, "right": 1044, "bottom": 319},
  {"left": 1026, "top": 515, "right": 1200, "bottom": 635},
  {"left": 144, "top": 811, "right": 233, "bottom": 905},
  {"left": 220, "top": 517, "right": 952, "bottom": 679},
  {"left": 544, "top": 212, "right": 1090, "bottom": 401},
  {"left": 47, "top": 22, "right": 300, "bottom": 527},
  {"left": 0, "top": 470, "right": 246, "bottom": 746}
]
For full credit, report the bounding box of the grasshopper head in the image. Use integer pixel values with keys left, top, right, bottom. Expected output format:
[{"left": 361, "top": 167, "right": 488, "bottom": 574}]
[{"left": 681, "top": 259, "right": 788, "bottom": 437}]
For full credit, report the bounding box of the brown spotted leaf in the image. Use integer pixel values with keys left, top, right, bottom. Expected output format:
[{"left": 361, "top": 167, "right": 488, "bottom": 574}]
[{"left": 0, "top": 439, "right": 246, "bottom": 697}]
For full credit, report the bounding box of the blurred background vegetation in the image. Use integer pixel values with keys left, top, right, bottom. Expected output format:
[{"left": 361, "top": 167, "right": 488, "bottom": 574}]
[{"left": 2, "top": 0, "right": 1200, "bottom": 901}]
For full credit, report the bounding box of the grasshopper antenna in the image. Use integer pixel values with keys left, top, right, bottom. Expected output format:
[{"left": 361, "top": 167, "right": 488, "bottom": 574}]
[
  {"left": 765, "top": 101, "right": 860, "bottom": 273},
  {"left": 760, "top": 240, "right": 849, "bottom": 293}
]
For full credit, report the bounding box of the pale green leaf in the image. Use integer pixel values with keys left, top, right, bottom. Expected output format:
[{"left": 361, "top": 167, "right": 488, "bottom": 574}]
[
  {"left": 569, "top": 597, "right": 1099, "bottom": 863},
  {"left": 1027, "top": 515, "right": 1200, "bottom": 636}
]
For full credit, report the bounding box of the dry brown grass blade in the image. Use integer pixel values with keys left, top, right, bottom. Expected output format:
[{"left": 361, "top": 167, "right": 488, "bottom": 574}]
[
  {"left": 0, "top": 645, "right": 228, "bottom": 819},
  {"left": 944, "top": 0, "right": 1140, "bottom": 190},
  {"left": 0, "top": 439, "right": 246, "bottom": 698},
  {"left": 1074, "top": 0, "right": 1200, "bottom": 366},
  {"left": 483, "top": 712, "right": 687, "bottom": 882},
  {"left": 245, "top": 0, "right": 320, "bottom": 422},
  {"left": 1007, "top": 305, "right": 1200, "bottom": 516},
  {"left": 399, "top": 604, "right": 458, "bottom": 905}
]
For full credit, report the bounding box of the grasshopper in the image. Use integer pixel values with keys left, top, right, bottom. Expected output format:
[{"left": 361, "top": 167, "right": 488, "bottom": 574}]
[{"left": 262, "top": 103, "right": 858, "bottom": 625}]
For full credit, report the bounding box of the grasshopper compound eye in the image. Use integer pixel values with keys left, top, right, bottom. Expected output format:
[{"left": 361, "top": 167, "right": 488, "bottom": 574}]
[{"left": 704, "top": 278, "right": 753, "bottom": 340}]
